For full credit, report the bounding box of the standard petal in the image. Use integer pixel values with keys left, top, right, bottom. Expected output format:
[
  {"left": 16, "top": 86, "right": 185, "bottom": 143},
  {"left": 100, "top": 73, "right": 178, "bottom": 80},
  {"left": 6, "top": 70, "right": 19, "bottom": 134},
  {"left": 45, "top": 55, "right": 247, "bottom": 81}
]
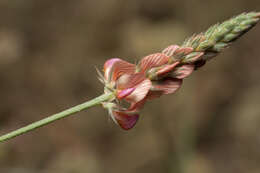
[
  {"left": 112, "top": 110, "right": 139, "bottom": 130},
  {"left": 171, "top": 64, "right": 194, "bottom": 79},
  {"left": 104, "top": 58, "right": 120, "bottom": 81},
  {"left": 162, "top": 45, "right": 179, "bottom": 56},
  {"left": 138, "top": 53, "right": 170, "bottom": 72},
  {"left": 104, "top": 58, "right": 136, "bottom": 82}
]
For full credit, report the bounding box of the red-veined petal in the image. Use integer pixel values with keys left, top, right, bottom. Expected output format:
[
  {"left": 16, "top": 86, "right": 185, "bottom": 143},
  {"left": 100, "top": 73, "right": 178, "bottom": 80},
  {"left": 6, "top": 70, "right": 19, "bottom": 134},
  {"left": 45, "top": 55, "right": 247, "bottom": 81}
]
[
  {"left": 116, "top": 73, "right": 146, "bottom": 90},
  {"left": 155, "top": 62, "right": 180, "bottom": 77},
  {"left": 171, "top": 65, "right": 194, "bottom": 79},
  {"left": 139, "top": 53, "right": 170, "bottom": 72},
  {"left": 151, "top": 78, "right": 183, "bottom": 95},
  {"left": 125, "top": 79, "right": 152, "bottom": 103}
]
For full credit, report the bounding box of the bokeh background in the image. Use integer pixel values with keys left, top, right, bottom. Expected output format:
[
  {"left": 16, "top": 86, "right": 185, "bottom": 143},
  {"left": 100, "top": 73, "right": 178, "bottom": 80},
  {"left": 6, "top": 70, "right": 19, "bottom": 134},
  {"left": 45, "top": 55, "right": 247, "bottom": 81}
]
[{"left": 0, "top": 1, "right": 260, "bottom": 173}]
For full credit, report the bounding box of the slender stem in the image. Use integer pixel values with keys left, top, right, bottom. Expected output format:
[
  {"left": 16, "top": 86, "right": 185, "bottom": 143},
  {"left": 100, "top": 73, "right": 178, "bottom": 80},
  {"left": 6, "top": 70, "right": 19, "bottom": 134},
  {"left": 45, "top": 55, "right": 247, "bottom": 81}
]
[{"left": 0, "top": 92, "right": 114, "bottom": 143}]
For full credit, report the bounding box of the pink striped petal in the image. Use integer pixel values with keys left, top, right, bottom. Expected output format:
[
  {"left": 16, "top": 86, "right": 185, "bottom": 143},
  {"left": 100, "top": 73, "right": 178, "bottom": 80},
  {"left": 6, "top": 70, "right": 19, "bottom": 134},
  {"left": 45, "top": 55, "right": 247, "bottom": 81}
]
[
  {"left": 162, "top": 45, "right": 179, "bottom": 56},
  {"left": 171, "top": 65, "right": 194, "bottom": 79},
  {"left": 112, "top": 110, "right": 139, "bottom": 130},
  {"left": 139, "top": 53, "right": 170, "bottom": 72},
  {"left": 116, "top": 73, "right": 146, "bottom": 90},
  {"left": 104, "top": 58, "right": 135, "bottom": 82},
  {"left": 117, "top": 88, "right": 135, "bottom": 99},
  {"left": 125, "top": 79, "right": 152, "bottom": 103},
  {"left": 155, "top": 62, "right": 180, "bottom": 77},
  {"left": 104, "top": 58, "right": 120, "bottom": 81}
]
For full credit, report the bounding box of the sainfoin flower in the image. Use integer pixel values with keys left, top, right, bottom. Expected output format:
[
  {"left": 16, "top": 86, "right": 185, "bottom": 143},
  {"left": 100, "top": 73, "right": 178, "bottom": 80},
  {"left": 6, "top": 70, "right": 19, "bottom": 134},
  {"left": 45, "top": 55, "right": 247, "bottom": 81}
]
[{"left": 101, "top": 45, "right": 204, "bottom": 130}]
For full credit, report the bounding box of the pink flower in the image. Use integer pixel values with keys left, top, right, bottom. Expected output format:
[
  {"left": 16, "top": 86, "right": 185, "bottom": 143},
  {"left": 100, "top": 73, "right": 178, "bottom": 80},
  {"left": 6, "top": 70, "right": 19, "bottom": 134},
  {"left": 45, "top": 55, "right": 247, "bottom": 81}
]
[
  {"left": 102, "top": 44, "right": 204, "bottom": 130},
  {"left": 103, "top": 58, "right": 151, "bottom": 130}
]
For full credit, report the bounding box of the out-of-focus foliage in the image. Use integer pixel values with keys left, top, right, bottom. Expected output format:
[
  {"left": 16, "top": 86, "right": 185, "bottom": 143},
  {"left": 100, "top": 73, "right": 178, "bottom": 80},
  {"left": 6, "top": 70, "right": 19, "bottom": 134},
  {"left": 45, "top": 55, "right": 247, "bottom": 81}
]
[{"left": 0, "top": 0, "right": 259, "bottom": 173}]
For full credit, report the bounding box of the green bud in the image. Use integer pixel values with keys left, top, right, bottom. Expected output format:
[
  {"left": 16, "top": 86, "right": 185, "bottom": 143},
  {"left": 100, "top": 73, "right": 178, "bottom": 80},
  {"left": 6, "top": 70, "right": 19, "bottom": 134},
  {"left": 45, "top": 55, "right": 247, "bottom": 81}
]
[
  {"left": 197, "top": 40, "right": 214, "bottom": 51},
  {"left": 241, "top": 18, "right": 259, "bottom": 26},
  {"left": 212, "top": 42, "right": 228, "bottom": 52},
  {"left": 222, "top": 33, "right": 239, "bottom": 42}
]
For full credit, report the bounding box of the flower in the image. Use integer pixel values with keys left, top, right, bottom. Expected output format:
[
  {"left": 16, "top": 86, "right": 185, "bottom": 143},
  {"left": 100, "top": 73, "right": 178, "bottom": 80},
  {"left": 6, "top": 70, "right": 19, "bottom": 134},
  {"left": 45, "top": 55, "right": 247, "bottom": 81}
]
[
  {"left": 102, "top": 58, "right": 151, "bottom": 130},
  {"left": 101, "top": 44, "right": 204, "bottom": 130}
]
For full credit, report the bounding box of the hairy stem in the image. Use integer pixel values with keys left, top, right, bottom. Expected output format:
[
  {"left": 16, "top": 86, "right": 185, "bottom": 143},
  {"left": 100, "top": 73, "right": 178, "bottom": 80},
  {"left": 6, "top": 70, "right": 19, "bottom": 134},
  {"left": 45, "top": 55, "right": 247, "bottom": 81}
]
[{"left": 0, "top": 92, "right": 114, "bottom": 143}]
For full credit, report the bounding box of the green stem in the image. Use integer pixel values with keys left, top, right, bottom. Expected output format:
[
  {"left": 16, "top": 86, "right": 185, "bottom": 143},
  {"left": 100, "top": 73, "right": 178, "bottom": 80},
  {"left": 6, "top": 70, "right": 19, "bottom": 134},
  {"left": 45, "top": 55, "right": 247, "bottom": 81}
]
[{"left": 0, "top": 92, "right": 114, "bottom": 143}]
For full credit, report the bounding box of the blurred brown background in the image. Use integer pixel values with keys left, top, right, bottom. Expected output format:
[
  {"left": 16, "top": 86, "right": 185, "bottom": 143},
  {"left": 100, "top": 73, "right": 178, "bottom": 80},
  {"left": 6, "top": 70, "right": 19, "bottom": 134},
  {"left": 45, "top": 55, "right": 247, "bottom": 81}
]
[{"left": 0, "top": 0, "right": 260, "bottom": 173}]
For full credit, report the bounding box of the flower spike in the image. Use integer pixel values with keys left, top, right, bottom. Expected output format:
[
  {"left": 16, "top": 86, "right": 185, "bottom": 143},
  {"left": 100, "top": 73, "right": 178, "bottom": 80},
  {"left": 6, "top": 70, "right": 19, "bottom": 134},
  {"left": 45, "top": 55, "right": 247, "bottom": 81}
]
[{"left": 101, "top": 12, "right": 259, "bottom": 130}]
